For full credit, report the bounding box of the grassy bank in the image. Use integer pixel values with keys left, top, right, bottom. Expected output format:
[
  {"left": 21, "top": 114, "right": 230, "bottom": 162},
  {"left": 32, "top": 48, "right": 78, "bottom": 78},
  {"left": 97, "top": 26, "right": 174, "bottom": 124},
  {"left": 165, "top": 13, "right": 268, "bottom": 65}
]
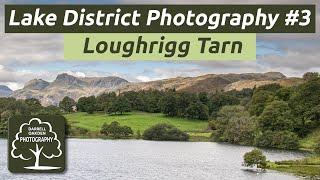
[
  {"left": 299, "top": 128, "right": 320, "bottom": 152},
  {"left": 267, "top": 156, "right": 320, "bottom": 178},
  {"left": 266, "top": 128, "right": 320, "bottom": 177},
  {"left": 64, "top": 112, "right": 210, "bottom": 141}
]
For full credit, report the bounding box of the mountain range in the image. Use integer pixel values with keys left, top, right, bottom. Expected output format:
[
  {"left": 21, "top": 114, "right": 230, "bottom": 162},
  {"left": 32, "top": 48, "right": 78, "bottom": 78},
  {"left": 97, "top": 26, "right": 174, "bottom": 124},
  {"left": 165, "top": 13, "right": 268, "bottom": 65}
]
[
  {"left": 9, "top": 72, "right": 304, "bottom": 106},
  {"left": 11, "top": 73, "right": 128, "bottom": 106}
]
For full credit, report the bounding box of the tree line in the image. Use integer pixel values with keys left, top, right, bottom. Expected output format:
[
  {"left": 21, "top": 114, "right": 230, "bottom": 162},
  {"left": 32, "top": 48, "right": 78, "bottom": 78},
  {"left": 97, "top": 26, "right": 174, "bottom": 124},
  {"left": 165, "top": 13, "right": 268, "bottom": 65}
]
[{"left": 64, "top": 87, "right": 251, "bottom": 121}]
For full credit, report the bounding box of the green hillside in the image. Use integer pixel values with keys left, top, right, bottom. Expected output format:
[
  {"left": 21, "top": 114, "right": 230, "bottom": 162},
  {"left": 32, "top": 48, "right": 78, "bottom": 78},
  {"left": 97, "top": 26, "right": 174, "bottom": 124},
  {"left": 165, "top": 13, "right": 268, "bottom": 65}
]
[{"left": 64, "top": 111, "right": 209, "bottom": 134}]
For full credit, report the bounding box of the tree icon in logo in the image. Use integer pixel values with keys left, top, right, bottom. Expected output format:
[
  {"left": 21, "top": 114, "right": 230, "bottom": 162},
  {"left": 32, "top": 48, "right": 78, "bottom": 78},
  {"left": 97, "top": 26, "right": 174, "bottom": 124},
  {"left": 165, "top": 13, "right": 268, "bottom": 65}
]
[{"left": 11, "top": 118, "right": 62, "bottom": 170}]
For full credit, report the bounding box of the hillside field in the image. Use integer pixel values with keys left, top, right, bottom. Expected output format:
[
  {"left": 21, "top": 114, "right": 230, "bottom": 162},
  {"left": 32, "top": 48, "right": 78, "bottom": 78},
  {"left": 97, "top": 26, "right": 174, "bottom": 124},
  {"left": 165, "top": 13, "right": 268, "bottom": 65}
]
[{"left": 64, "top": 111, "right": 210, "bottom": 136}]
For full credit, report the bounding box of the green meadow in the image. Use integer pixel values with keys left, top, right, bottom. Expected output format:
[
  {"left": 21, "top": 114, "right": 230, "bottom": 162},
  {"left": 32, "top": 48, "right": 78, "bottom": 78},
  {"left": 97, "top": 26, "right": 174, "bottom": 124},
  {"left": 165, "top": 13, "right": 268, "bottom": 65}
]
[{"left": 64, "top": 111, "right": 209, "bottom": 134}]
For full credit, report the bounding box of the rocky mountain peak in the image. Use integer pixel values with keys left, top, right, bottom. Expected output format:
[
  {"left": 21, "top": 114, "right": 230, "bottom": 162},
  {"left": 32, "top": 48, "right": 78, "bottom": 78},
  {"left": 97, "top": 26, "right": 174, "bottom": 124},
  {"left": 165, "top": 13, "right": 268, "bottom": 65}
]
[
  {"left": 52, "top": 73, "right": 86, "bottom": 87},
  {"left": 55, "top": 73, "right": 77, "bottom": 82},
  {"left": 86, "top": 76, "right": 129, "bottom": 88},
  {"left": 11, "top": 73, "right": 130, "bottom": 106},
  {"left": 24, "top": 79, "right": 50, "bottom": 90},
  {"left": 263, "top": 72, "right": 286, "bottom": 80}
]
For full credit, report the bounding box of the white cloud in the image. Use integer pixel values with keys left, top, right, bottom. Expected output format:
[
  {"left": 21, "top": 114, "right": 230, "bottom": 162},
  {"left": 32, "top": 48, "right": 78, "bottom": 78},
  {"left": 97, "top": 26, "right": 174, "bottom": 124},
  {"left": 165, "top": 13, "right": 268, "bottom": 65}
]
[
  {"left": 3, "top": 82, "right": 22, "bottom": 91},
  {"left": 63, "top": 71, "right": 86, "bottom": 78},
  {"left": 0, "top": 66, "right": 48, "bottom": 90},
  {"left": 136, "top": 76, "right": 154, "bottom": 82},
  {"left": 0, "top": 34, "right": 63, "bottom": 65}
]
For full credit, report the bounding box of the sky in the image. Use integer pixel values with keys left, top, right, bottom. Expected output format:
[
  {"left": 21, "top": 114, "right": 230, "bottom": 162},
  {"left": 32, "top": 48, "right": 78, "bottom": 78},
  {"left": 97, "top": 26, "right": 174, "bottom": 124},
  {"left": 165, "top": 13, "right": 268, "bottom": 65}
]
[{"left": 0, "top": 0, "right": 319, "bottom": 90}]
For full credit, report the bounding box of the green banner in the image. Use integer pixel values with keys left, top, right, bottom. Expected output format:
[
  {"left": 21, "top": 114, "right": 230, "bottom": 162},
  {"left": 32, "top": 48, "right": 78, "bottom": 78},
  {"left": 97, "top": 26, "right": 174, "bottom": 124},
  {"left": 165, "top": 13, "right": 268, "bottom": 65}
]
[{"left": 64, "top": 33, "right": 256, "bottom": 60}]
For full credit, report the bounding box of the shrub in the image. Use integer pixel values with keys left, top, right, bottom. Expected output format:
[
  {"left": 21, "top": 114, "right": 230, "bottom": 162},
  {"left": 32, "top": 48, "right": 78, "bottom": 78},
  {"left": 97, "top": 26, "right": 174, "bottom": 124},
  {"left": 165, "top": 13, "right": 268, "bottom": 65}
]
[
  {"left": 208, "top": 120, "right": 216, "bottom": 130},
  {"left": 136, "top": 130, "right": 142, "bottom": 139},
  {"left": 77, "top": 127, "right": 89, "bottom": 135},
  {"left": 143, "top": 123, "right": 189, "bottom": 141},
  {"left": 243, "top": 149, "right": 267, "bottom": 169},
  {"left": 69, "top": 126, "right": 89, "bottom": 136},
  {"left": 100, "top": 121, "right": 133, "bottom": 138},
  {"left": 122, "top": 125, "right": 134, "bottom": 137}
]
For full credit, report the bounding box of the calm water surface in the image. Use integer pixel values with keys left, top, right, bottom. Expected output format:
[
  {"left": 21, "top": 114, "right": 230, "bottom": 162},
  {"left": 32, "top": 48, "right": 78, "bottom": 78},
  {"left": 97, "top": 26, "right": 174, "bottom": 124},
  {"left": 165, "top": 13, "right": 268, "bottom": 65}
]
[{"left": 0, "top": 139, "right": 306, "bottom": 180}]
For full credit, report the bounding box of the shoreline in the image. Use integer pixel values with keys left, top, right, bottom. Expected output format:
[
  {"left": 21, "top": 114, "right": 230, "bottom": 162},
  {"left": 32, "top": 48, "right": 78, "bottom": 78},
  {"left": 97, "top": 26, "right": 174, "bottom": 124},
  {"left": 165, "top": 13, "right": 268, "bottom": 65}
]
[
  {"left": 267, "top": 156, "right": 320, "bottom": 178},
  {"left": 66, "top": 134, "right": 211, "bottom": 142}
]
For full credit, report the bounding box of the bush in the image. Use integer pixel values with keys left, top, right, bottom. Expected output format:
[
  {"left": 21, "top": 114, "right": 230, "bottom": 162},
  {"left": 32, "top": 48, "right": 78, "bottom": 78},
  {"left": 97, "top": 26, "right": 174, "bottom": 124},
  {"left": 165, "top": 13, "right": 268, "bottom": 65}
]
[
  {"left": 208, "top": 120, "right": 216, "bottom": 130},
  {"left": 122, "top": 125, "right": 134, "bottom": 137},
  {"left": 69, "top": 126, "right": 89, "bottom": 136},
  {"left": 136, "top": 130, "right": 142, "bottom": 139},
  {"left": 143, "top": 123, "right": 189, "bottom": 141},
  {"left": 255, "top": 131, "right": 299, "bottom": 150},
  {"left": 100, "top": 121, "right": 133, "bottom": 138},
  {"left": 243, "top": 149, "right": 267, "bottom": 169},
  {"left": 77, "top": 127, "right": 89, "bottom": 135}
]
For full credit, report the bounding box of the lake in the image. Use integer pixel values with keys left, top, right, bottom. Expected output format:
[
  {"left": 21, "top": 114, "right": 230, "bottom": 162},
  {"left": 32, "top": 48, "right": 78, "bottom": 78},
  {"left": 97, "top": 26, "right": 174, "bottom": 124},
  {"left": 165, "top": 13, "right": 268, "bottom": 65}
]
[{"left": 0, "top": 139, "right": 306, "bottom": 180}]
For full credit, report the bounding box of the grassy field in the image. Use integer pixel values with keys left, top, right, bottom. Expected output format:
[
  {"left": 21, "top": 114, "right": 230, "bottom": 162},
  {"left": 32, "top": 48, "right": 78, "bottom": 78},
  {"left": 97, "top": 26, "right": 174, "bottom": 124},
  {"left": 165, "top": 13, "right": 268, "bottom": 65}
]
[
  {"left": 64, "top": 111, "right": 209, "bottom": 135},
  {"left": 268, "top": 156, "right": 320, "bottom": 178}
]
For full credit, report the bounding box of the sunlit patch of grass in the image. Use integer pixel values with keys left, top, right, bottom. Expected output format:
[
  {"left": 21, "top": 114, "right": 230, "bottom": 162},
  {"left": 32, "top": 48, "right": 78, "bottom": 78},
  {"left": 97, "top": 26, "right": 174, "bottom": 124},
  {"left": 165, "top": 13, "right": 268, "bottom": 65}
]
[
  {"left": 267, "top": 156, "right": 320, "bottom": 177},
  {"left": 299, "top": 128, "right": 320, "bottom": 151},
  {"left": 64, "top": 111, "right": 208, "bottom": 133}
]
